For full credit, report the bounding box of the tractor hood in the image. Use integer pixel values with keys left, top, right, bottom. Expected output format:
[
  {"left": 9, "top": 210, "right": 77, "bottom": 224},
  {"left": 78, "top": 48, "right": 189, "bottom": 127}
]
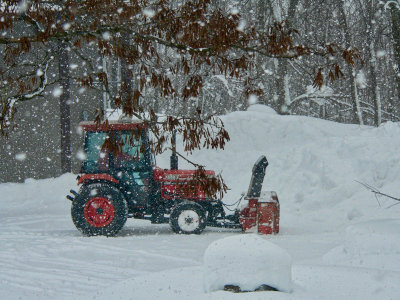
[{"left": 153, "top": 167, "right": 216, "bottom": 200}]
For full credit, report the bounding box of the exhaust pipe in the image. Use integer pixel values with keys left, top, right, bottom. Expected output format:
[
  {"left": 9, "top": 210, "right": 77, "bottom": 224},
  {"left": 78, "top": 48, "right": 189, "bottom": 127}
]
[
  {"left": 66, "top": 189, "right": 78, "bottom": 201},
  {"left": 170, "top": 130, "right": 178, "bottom": 170}
]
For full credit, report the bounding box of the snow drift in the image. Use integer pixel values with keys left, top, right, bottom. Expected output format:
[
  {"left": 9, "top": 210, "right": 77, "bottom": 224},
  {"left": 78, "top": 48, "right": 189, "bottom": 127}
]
[{"left": 324, "top": 219, "right": 400, "bottom": 271}]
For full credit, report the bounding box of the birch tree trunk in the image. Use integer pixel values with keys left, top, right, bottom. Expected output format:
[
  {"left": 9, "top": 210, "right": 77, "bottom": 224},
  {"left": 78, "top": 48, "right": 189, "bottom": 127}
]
[
  {"left": 337, "top": 0, "right": 363, "bottom": 125},
  {"left": 366, "top": 2, "right": 381, "bottom": 126},
  {"left": 256, "top": 0, "right": 267, "bottom": 89},
  {"left": 268, "top": 0, "right": 298, "bottom": 115}
]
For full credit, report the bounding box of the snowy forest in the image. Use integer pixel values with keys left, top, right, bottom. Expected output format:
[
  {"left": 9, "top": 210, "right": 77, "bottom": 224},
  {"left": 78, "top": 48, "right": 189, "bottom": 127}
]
[
  {"left": 2, "top": 0, "right": 400, "bottom": 128},
  {"left": 114, "top": 0, "right": 400, "bottom": 127}
]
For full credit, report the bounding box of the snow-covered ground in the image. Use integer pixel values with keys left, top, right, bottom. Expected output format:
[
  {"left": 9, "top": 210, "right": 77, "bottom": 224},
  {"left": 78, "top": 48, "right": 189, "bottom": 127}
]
[{"left": 1, "top": 104, "right": 400, "bottom": 299}]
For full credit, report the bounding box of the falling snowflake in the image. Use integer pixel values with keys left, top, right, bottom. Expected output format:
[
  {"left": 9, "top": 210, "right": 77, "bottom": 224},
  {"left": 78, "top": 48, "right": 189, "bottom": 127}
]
[
  {"left": 76, "top": 151, "right": 87, "bottom": 161},
  {"left": 231, "top": 8, "right": 239, "bottom": 15},
  {"left": 15, "top": 153, "right": 27, "bottom": 161},
  {"left": 63, "top": 23, "right": 71, "bottom": 31},
  {"left": 102, "top": 31, "right": 111, "bottom": 41},
  {"left": 53, "top": 87, "right": 63, "bottom": 97},
  {"left": 237, "top": 19, "right": 246, "bottom": 32},
  {"left": 356, "top": 71, "right": 367, "bottom": 89},
  {"left": 376, "top": 50, "right": 386, "bottom": 58},
  {"left": 143, "top": 8, "right": 155, "bottom": 18}
]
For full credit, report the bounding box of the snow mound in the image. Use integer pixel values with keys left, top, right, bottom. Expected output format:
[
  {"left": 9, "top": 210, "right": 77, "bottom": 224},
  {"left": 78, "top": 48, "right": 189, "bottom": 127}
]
[{"left": 203, "top": 235, "right": 292, "bottom": 293}]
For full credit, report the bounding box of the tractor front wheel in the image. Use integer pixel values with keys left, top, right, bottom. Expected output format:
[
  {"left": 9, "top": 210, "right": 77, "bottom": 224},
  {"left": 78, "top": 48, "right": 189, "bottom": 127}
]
[
  {"left": 71, "top": 183, "right": 128, "bottom": 236},
  {"left": 169, "top": 202, "right": 206, "bottom": 234}
]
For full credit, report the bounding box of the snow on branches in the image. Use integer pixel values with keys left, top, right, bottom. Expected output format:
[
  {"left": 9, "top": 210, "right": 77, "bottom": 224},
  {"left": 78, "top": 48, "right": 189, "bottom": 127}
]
[{"left": 1, "top": 0, "right": 360, "bottom": 122}]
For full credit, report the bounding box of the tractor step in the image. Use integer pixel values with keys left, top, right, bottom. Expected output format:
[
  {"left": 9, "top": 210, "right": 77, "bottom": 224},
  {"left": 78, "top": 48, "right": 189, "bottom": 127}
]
[{"left": 66, "top": 189, "right": 78, "bottom": 201}]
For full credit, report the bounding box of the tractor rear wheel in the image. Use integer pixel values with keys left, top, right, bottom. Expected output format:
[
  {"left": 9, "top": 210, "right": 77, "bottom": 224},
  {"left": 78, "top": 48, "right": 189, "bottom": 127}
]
[
  {"left": 71, "top": 183, "right": 128, "bottom": 236},
  {"left": 169, "top": 202, "right": 206, "bottom": 234}
]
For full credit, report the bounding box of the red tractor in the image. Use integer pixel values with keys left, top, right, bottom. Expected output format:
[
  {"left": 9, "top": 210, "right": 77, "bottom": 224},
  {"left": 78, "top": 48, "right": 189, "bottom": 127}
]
[{"left": 67, "top": 119, "right": 270, "bottom": 236}]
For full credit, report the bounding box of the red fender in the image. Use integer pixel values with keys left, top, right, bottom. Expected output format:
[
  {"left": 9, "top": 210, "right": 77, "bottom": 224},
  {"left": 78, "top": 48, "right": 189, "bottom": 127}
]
[{"left": 77, "top": 174, "right": 119, "bottom": 185}]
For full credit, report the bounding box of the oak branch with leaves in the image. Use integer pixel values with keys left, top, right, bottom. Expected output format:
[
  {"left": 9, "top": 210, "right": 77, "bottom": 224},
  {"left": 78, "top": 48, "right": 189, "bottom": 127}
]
[{"left": 0, "top": 0, "right": 361, "bottom": 197}]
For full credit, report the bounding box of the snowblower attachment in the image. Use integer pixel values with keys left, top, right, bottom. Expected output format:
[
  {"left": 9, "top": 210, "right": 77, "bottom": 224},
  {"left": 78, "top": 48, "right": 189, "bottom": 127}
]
[
  {"left": 239, "top": 155, "right": 280, "bottom": 234},
  {"left": 207, "top": 155, "right": 279, "bottom": 235},
  {"left": 205, "top": 155, "right": 269, "bottom": 229}
]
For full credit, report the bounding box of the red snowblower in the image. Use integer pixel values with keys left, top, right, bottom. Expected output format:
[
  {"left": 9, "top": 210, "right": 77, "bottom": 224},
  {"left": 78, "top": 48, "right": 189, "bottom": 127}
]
[{"left": 66, "top": 120, "right": 279, "bottom": 236}]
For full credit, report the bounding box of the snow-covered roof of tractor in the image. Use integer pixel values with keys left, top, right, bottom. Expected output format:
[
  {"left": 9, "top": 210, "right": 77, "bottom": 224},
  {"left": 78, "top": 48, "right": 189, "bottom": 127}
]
[{"left": 79, "top": 119, "right": 145, "bottom": 131}]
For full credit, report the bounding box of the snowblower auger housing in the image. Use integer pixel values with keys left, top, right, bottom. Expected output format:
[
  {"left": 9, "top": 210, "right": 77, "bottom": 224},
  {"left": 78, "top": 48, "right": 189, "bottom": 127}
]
[{"left": 67, "top": 120, "right": 275, "bottom": 236}]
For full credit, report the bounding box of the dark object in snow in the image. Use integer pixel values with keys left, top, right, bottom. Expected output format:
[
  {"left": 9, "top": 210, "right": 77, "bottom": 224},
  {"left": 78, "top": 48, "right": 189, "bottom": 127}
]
[
  {"left": 67, "top": 120, "right": 277, "bottom": 236},
  {"left": 224, "top": 284, "right": 279, "bottom": 293},
  {"left": 255, "top": 284, "right": 279, "bottom": 292}
]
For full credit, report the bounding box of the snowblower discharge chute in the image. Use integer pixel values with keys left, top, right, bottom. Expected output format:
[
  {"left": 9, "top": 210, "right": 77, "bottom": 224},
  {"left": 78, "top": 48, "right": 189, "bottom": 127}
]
[{"left": 66, "top": 120, "right": 279, "bottom": 236}]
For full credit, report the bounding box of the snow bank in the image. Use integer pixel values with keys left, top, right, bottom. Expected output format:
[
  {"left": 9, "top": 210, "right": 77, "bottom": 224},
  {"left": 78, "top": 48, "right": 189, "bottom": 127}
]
[
  {"left": 167, "top": 105, "right": 400, "bottom": 235},
  {"left": 345, "top": 219, "right": 400, "bottom": 255},
  {"left": 324, "top": 219, "right": 400, "bottom": 271},
  {"left": 203, "top": 235, "right": 292, "bottom": 293},
  {"left": 0, "top": 173, "right": 75, "bottom": 218},
  {"left": 294, "top": 264, "right": 400, "bottom": 300}
]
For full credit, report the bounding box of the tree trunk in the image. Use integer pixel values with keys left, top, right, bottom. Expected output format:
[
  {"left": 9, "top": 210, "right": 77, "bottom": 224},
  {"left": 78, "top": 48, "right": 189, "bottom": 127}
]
[
  {"left": 275, "top": 59, "right": 290, "bottom": 114},
  {"left": 390, "top": 3, "right": 400, "bottom": 104},
  {"left": 364, "top": 0, "right": 381, "bottom": 126},
  {"left": 269, "top": 0, "right": 298, "bottom": 114},
  {"left": 368, "top": 34, "right": 381, "bottom": 126},
  {"left": 337, "top": 0, "right": 363, "bottom": 124},
  {"left": 120, "top": 33, "right": 133, "bottom": 106},
  {"left": 58, "top": 41, "right": 71, "bottom": 173},
  {"left": 256, "top": 0, "right": 266, "bottom": 69}
]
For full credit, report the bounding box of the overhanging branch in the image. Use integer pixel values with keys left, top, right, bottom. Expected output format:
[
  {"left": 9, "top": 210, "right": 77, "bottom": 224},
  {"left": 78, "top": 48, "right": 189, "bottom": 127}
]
[{"left": 5, "top": 55, "right": 54, "bottom": 112}]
